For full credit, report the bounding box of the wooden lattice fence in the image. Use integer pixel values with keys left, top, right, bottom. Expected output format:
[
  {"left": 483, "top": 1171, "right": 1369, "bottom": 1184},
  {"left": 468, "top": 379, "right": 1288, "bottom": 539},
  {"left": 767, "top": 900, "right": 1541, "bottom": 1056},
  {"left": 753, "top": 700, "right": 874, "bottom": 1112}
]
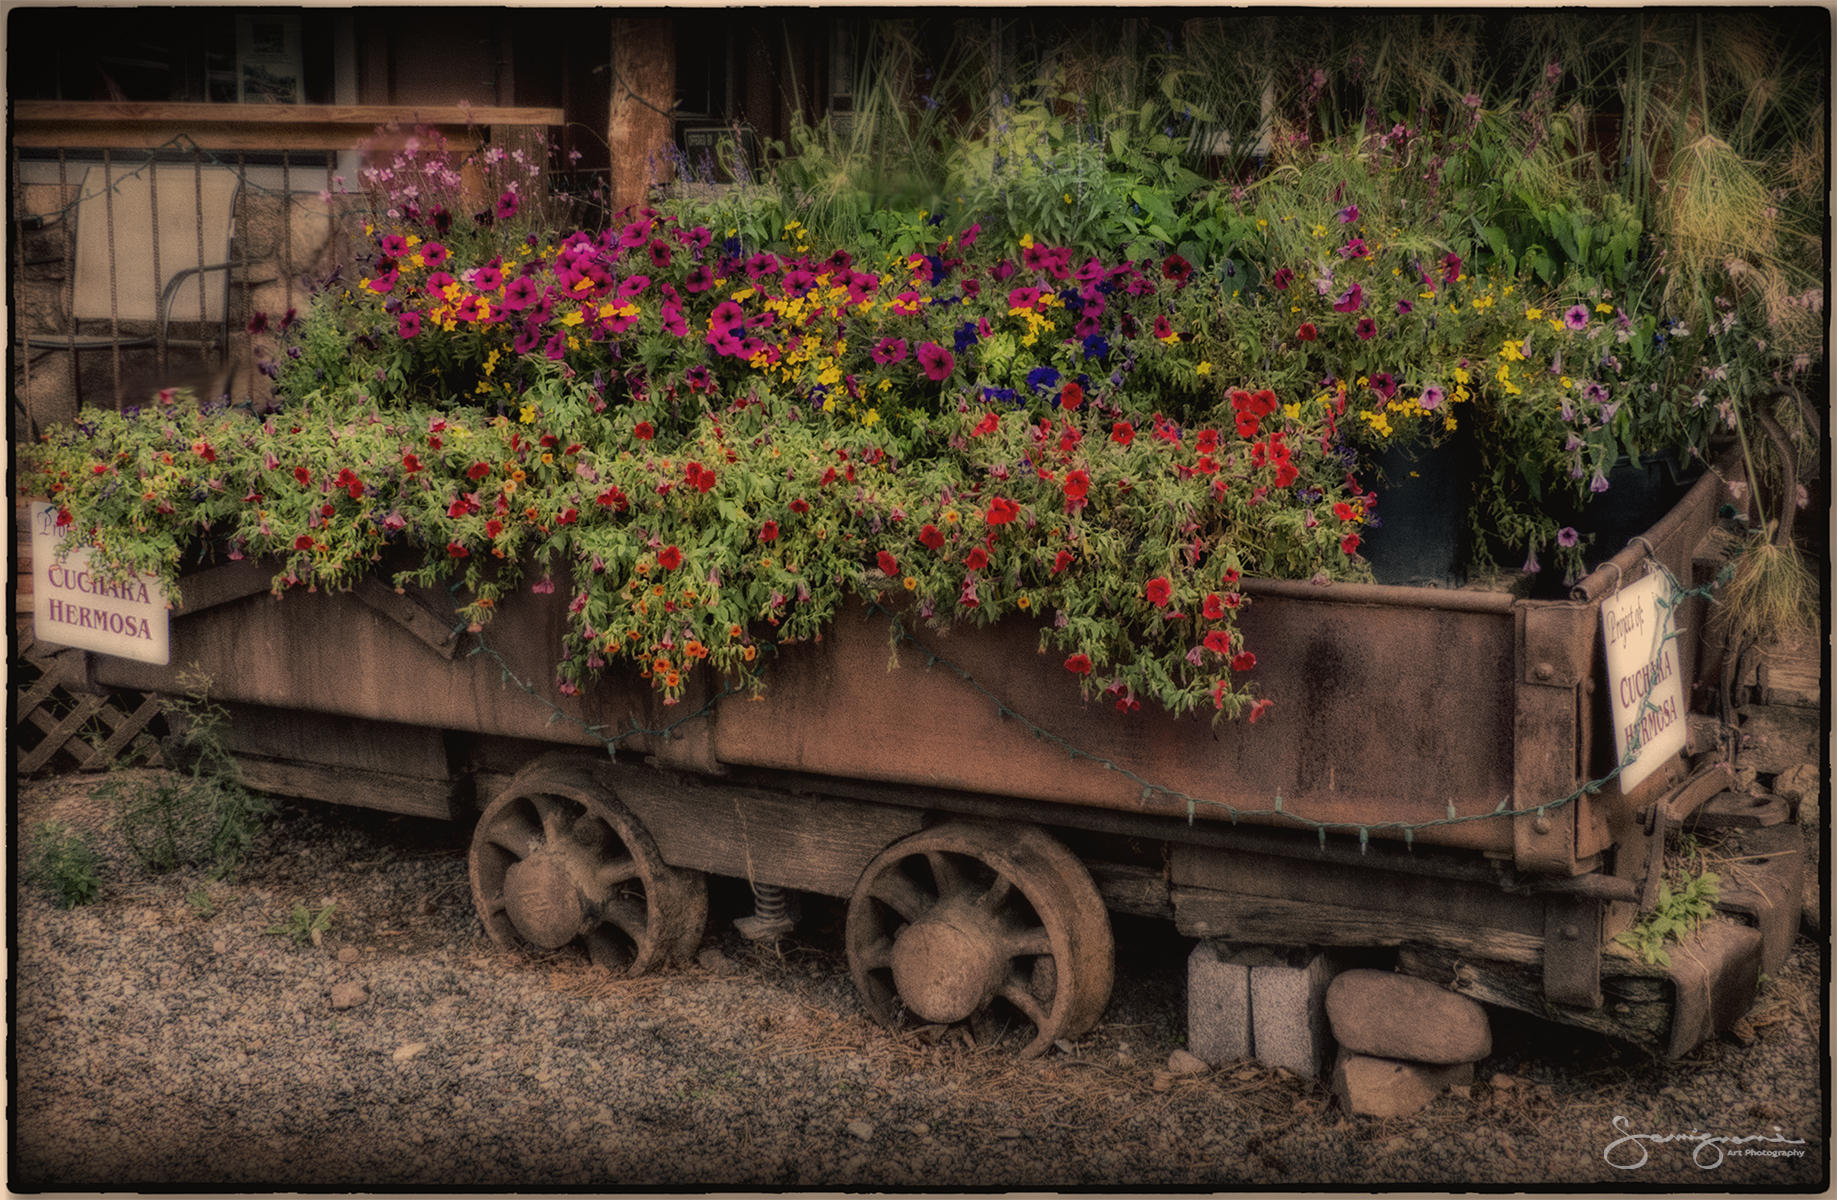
[{"left": 13, "top": 616, "right": 168, "bottom": 775}]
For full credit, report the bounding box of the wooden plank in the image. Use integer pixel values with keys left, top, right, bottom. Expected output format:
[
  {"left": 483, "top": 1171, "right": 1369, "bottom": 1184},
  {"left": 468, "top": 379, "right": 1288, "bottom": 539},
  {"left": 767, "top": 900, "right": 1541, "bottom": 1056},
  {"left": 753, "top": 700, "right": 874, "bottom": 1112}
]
[
  {"left": 233, "top": 755, "right": 458, "bottom": 821},
  {"left": 607, "top": 764, "right": 923, "bottom": 898},
  {"left": 1398, "top": 946, "right": 1670, "bottom": 1051},
  {"left": 1172, "top": 888, "right": 1547, "bottom": 964},
  {"left": 1088, "top": 860, "right": 1172, "bottom": 919},
  {"left": 12, "top": 102, "right": 565, "bottom": 153},
  {"left": 171, "top": 559, "right": 279, "bottom": 617},
  {"left": 221, "top": 704, "right": 452, "bottom": 780},
  {"left": 18, "top": 693, "right": 108, "bottom": 773},
  {"left": 354, "top": 577, "right": 462, "bottom": 658}
]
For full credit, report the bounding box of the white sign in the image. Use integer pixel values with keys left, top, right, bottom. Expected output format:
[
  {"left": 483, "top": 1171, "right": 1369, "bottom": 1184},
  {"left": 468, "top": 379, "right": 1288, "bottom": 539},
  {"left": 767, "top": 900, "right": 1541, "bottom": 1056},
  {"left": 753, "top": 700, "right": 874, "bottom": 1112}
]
[
  {"left": 1601, "top": 569, "right": 1687, "bottom": 793},
  {"left": 31, "top": 501, "right": 170, "bottom": 664}
]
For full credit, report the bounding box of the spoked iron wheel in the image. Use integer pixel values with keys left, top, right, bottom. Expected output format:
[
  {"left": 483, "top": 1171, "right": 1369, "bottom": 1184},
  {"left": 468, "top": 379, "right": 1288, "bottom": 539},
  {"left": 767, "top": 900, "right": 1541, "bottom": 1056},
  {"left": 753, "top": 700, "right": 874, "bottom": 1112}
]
[
  {"left": 846, "top": 821, "right": 1113, "bottom": 1058},
  {"left": 469, "top": 760, "right": 706, "bottom": 975}
]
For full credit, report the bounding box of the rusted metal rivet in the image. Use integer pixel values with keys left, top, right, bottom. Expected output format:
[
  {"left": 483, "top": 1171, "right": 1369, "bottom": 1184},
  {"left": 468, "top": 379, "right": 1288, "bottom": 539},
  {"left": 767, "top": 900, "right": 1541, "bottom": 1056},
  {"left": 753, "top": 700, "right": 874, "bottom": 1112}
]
[
  {"left": 1533, "top": 814, "right": 1552, "bottom": 835},
  {"left": 1561, "top": 924, "right": 1580, "bottom": 941},
  {"left": 1533, "top": 662, "right": 1555, "bottom": 681}
]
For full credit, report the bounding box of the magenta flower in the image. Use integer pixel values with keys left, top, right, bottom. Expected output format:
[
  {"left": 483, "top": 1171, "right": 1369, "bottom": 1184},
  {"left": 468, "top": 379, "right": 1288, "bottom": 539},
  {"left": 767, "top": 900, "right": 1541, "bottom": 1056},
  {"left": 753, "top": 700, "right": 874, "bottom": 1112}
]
[
  {"left": 958, "top": 222, "right": 981, "bottom": 249},
  {"left": 1270, "top": 267, "right": 1294, "bottom": 290},
  {"left": 495, "top": 191, "right": 520, "bottom": 220},
  {"left": 1440, "top": 252, "right": 1463, "bottom": 284},
  {"left": 618, "top": 220, "right": 650, "bottom": 249},
  {"left": 1419, "top": 385, "right": 1446, "bottom": 411},
  {"left": 916, "top": 341, "right": 954, "bottom": 382},
  {"left": 745, "top": 253, "right": 780, "bottom": 279},
  {"left": 397, "top": 311, "right": 422, "bottom": 339},
  {"left": 709, "top": 300, "right": 746, "bottom": 330},
  {"left": 469, "top": 266, "right": 504, "bottom": 292},
  {"left": 365, "top": 270, "right": 398, "bottom": 295},
  {"left": 1395, "top": 298, "right": 1414, "bottom": 315},
  {"left": 1007, "top": 285, "right": 1042, "bottom": 311},
  {"left": 424, "top": 271, "right": 455, "bottom": 297},
  {"left": 684, "top": 264, "right": 715, "bottom": 293},
  {"left": 1369, "top": 372, "right": 1397, "bottom": 399},
  {"left": 616, "top": 274, "right": 650, "bottom": 299},
  {"left": 1337, "top": 203, "right": 1360, "bottom": 224},
  {"left": 381, "top": 234, "right": 409, "bottom": 258},
  {"left": 1564, "top": 304, "right": 1591, "bottom": 330},
  {"left": 501, "top": 275, "right": 540, "bottom": 311},
  {"left": 1356, "top": 317, "right": 1378, "bottom": 340},
  {"left": 871, "top": 337, "right": 909, "bottom": 365},
  {"left": 647, "top": 238, "right": 672, "bottom": 269},
  {"left": 1338, "top": 238, "right": 1368, "bottom": 259},
  {"left": 543, "top": 330, "right": 567, "bottom": 360},
  {"left": 420, "top": 241, "right": 449, "bottom": 269},
  {"left": 1332, "top": 284, "right": 1364, "bottom": 313}
]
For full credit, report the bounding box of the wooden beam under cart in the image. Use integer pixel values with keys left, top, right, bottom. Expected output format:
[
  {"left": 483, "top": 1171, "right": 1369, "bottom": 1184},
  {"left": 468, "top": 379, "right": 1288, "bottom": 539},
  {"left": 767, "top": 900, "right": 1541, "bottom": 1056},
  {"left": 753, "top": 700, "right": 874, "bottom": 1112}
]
[{"left": 12, "top": 102, "right": 564, "bottom": 153}]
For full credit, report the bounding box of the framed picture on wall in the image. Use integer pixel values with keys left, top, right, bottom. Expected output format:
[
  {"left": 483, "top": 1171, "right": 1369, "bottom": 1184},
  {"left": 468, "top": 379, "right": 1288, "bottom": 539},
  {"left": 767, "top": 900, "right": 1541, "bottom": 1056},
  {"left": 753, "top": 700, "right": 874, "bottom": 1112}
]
[{"left": 236, "top": 13, "right": 302, "bottom": 104}]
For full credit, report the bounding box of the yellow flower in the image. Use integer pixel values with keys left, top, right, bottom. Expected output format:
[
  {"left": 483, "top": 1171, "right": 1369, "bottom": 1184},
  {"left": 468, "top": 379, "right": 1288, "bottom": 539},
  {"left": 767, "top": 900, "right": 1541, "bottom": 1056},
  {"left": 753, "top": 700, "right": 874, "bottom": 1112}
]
[
  {"left": 1282, "top": 402, "right": 1301, "bottom": 419},
  {"left": 1196, "top": 361, "right": 1212, "bottom": 376},
  {"left": 1452, "top": 366, "right": 1470, "bottom": 385},
  {"left": 903, "top": 577, "right": 918, "bottom": 590},
  {"left": 1596, "top": 302, "right": 1614, "bottom": 313},
  {"left": 560, "top": 309, "right": 585, "bottom": 327},
  {"left": 1311, "top": 223, "right": 1326, "bottom": 238},
  {"left": 1018, "top": 232, "right": 1034, "bottom": 249},
  {"left": 519, "top": 404, "right": 537, "bottom": 424},
  {"left": 1525, "top": 307, "right": 1543, "bottom": 320}
]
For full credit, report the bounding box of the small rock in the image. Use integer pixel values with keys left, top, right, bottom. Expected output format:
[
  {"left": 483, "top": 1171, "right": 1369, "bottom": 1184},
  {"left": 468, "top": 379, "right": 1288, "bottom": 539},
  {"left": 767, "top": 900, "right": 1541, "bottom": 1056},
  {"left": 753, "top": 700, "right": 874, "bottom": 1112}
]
[
  {"left": 996, "top": 1128, "right": 1023, "bottom": 1139},
  {"left": 906, "top": 1122, "right": 930, "bottom": 1137},
  {"left": 329, "top": 981, "right": 368, "bottom": 1010},
  {"left": 1152, "top": 1072, "right": 1173, "bottom": 1092},
  {"left": 1333, "top": 1052, "right": 1474, "bottom": 1119},
  {"left": 1054, "top": 1039, "right": 1075, "bottom": 1055},
  {"left": 845, "top": 1119, "right": 873, "bottom": 1141},
  {"left": 1326, "top": 969, "right": 1491, "bottom": 1064},
  {"left": 393, "top": 1042, "right": 427, "bottom": 1063},
  {"left": 1491, "top": 1073, "right": 1517, "bottom": 1090},
  {"left": 697, "top": 946, "right": 736, "bottom": 975},
  {"left": 337, "top": 947, "right": 360, "bottom": 964},
  {"left": 1167, "top": 1049, "right": 1209, "bottom": 1076},
  {"left": 213, "top": 940, "right": 227, "bottom": 955}
]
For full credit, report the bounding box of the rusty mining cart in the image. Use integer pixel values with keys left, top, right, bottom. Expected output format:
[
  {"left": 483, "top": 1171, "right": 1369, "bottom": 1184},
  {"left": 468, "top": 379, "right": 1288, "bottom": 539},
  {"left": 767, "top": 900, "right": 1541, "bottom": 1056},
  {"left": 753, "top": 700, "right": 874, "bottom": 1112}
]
[{"left": 47, "top": 463, "right": 1799, "bottom": 1059}]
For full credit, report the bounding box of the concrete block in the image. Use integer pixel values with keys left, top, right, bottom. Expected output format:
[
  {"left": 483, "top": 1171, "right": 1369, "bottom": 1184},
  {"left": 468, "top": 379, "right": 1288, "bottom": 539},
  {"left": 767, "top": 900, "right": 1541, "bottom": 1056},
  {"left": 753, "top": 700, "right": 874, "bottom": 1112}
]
[
  {"left": 1249, "top": 947, "right": 1339, "bottom": 1079},
  {"left": 1186, "top": 940, "right": 1251, "bottom": 1066}
]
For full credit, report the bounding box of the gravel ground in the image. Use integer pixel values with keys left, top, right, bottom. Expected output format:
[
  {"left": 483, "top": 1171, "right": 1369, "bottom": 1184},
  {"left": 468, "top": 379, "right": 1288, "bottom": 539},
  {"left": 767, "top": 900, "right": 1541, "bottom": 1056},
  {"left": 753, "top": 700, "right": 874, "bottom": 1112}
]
[{"left": 12, "top": 768, "right": 1828, "bottom": 1191}]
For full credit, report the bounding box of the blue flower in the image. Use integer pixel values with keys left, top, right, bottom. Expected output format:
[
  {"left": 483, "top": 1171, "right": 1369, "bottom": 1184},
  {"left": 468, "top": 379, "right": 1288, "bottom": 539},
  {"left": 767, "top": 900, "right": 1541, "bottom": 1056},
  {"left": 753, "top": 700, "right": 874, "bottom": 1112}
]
[
  {"left": 1025, "top": 366, "right": 1061, "bottom": 392},
  {"left": 1082, "top": 334, "right": 1110, "bottom": 360},
  {"left": 953, "top": 321, "right": 979, "bottom": 353}
]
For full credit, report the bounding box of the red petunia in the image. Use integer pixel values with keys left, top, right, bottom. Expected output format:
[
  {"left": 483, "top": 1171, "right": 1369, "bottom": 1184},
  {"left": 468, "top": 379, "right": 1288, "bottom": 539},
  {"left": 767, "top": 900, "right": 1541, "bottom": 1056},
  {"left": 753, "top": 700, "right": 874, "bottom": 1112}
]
[
  {"left": 965, "top": 546, "right": 989, "bottom": 571},
  {"left": 293, "top": 534, "right": 314, "bottom": 551},
  {"left": 1052, "top": 549, "right": 1074, "bottom": 573},
  {"left": 1297, "top": 323, "right": 1318, "bottom": 342},
  {"left": 447, "top": 541, "right": 469, "bottom": 558},
  {"left": 973, "top": 411, "right": 1000, "bottom": 436},
  {"left": 876, "top": 550, "right": 899, "bottom": 576},
  {"left": 1203, "top": 593, "right": 1225, "bottom": 620},
  {"left": 1333, "top": 501, "right": 1354, "bottom": 521},
  {"left": 467, "top": 462, "right": 491, "bottom": 480},
  {"left": 294, "top": 467, "right": 313, "bottom": 487},
  {"left": 1341, "top": 532, "right": 1362, "bottom": 555},
  {"left": 402, "top": 453, "right": 423, "bottom": 473},
  {"left": 1058, "top": 381, "right": 1084, "bottom": 410},
  {"left": 1111, "top": 421, "right": 1135, "bottom": 446},
  {"left": 760, "top": 521, "right": 779, "bottom": 543},
  {"left": 919, "top": 523, "right": 944, "bottom": 550},
  {"left": 1062, "top": 469, "right": 1091, "bottom": 502},
  {"left": 1064, "top": 653, "right": 1094, "bottom": 675},
  {"left": 634, "top": 421, "right": 655, "bottom": 441},
  {"left": 485, "top": 519, "right": 503, "bottom": 538},
  {"left": 658, "top": 545, "right": 682, "bottom": 570},
  {"left": 790, "top": 497, "right": 811, "bottom": 514},
  {"left": 1231, "top": 650, "right": 1257, "bottom": 672},
  {"left": 1248, "top": 698, "right": 1275, "bottom": 724},
  {"left": 985, "top": 497, "right": 1018, "bottom": 525},
  {"left": 1145, "top": 576, "right": 1172, "bottom": 607},
  {"left": 1203, "top": 631, "right": 1232, "bottom": 654}
]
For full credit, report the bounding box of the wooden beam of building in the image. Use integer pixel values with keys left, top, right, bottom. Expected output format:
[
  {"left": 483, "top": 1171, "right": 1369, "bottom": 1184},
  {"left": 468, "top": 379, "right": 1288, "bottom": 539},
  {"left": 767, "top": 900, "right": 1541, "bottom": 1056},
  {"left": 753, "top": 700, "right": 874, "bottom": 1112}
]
[
  {"left": 12, "top": 102, "right": 564, "bottom": 153},
  {"left": 607, "top": 17, "right": 676, "bottom": 215}
]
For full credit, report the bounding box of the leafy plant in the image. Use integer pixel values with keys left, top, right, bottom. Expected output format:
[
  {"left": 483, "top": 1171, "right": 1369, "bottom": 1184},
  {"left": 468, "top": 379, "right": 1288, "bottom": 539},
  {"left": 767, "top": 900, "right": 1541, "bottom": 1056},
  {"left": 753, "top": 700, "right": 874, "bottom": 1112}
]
[
  {"left": 24, "top": 820, "right": 102, "bottom": 908},
  {"left": 267, "top": 902, "right": 337, "bottom": 947},
  {"left": 1615, "top": 867, "right": 1720, "bottom": 967},
  {"left": 99, "top": 672, "right": 272, "bottom": 879}
]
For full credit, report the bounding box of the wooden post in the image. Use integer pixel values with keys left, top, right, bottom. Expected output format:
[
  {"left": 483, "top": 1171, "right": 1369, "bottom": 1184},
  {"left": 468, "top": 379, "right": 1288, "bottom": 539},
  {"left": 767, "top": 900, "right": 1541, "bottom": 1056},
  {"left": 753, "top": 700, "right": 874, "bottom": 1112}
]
[{"left": 608, "top": 17, "right": 676, "bottom": 215}]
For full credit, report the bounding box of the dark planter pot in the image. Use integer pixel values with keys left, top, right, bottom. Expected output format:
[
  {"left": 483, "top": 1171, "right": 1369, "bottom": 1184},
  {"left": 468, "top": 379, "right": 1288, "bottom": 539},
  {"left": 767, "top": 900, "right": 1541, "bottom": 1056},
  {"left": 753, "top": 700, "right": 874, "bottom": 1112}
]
[
  {"left": 1560, "top": 453, "right": 1702, "bottom": 572},
  {"left": 1359, "top": 433, "right": 1478, "bottom": 589}
]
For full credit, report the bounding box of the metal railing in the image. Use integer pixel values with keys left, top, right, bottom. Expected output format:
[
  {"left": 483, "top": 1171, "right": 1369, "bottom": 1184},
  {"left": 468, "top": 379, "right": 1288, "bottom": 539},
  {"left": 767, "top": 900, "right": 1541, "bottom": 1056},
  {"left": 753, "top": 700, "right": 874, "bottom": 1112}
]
[{"left": 10, "top": 102, "right": 563, "bottom": 436}]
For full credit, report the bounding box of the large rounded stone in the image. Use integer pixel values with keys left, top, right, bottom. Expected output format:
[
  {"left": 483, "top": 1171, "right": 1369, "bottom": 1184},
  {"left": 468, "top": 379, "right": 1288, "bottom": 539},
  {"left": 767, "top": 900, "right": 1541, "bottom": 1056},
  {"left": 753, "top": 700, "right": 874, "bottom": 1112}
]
[{"left": 1326, "top": 969, "right": 1491, "bottom": 1064}]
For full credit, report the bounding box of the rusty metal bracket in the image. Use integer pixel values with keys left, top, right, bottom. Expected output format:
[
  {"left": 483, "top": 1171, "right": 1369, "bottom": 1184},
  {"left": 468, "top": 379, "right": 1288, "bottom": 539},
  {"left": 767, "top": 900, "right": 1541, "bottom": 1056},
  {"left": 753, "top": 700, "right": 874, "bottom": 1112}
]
[
  {"left": 1521, "top": 601, "right": 1599, "bottom": 688},
  {"left": 1543, "top": 894, "right": 1604, "bottom": 1008}
]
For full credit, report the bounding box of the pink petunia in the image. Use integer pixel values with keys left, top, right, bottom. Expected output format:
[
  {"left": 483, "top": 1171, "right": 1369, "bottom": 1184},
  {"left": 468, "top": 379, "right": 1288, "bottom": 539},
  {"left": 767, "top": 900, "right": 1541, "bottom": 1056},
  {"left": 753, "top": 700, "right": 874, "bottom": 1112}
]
[{"left": 916, "top": 341, "right": 954, "bottom": 382}]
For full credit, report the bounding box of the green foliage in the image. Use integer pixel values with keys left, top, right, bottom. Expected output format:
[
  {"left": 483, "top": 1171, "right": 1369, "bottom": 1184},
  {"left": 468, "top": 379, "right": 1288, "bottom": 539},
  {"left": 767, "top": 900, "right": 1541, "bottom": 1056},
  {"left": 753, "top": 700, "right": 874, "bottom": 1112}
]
[
  {"left": 1615, "top": 867, "right": 1720, "bottom": 968},
  {"left": 266, "top": 902, "right": 337, "bottom": 947},
  {"left": 99, "top": 673, "right": 272, "bottom": 880},
  {"left": 24, "top": 820, "right": 102, "bottom": 908}
]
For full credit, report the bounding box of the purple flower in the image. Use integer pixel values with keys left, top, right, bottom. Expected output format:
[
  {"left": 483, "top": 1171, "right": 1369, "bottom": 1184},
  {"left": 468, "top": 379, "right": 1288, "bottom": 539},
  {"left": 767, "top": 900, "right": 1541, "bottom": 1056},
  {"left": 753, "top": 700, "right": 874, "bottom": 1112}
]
[
  {"left": 745, "top": 253, "right": 780, "bottom": 279},
  {"left": 1564, "top": 304, "right": 1590, "bottom": 330},
  {"left": 1355, "top": 317, "right": 1378, "bottom": 340},
  {"left": 1523, "top": 547, "right": 1542, "bottom": 573},
  {"left": 495, "top": 191, "right": 520, "bottom": 221},
  {"left": 1369, "top": 372, "right": 1397, "bottom": 400},
  {"left": 1338, "top": 238, "right": 1368, "bottom": 259},
  {"left": 1590, "top": 470, "right": 1610, "bottom": 494},
  {"left": 1395, "top": 299, "right": 1414, "bottom": 315},
  {"left": 1556, "top": 526, "right": 1579, "bottom": 548},
  {"left": 1419, "top": 385, "right": 1446, "bottom": 411},
  {"left": 1337, "top": 204, "right": 1360, "bottom": 224},
  {"left": 1270, "top": 267, "right": 1294, "bottom": 290},
  {"left": 1582, "top": 381, "right": 1609, "bottom": 404},
  {"left": 1332, "top": 284, "right": 1364, "bottom": 313},
  {"left": 396, "top": 311, "right": 422, "bottom": 339}
]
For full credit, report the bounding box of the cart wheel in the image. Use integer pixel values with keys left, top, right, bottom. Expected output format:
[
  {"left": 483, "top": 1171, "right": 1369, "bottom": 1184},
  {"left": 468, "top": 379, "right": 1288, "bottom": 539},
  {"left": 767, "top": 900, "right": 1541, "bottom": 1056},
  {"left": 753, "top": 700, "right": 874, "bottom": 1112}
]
[
  {"left": 469, "top": 761, "right": 706, "bottom": 975},
  {"left": 845, "top": 821, "right": 1113, "bottom": 1058}
]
